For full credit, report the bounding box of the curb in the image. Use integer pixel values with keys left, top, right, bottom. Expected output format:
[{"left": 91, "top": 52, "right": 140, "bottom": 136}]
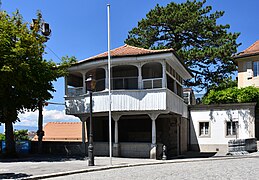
[{"left": 22, "top": 154, "right": 259, "bottom": 179}]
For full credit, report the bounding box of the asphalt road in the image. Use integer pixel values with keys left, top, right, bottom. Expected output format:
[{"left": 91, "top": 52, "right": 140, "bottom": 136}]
[{"left": 50, "top": 157, "right": 259, "bottom": 180}]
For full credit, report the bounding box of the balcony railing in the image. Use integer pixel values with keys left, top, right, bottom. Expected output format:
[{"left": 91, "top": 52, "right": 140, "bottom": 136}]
[
  {"left": 67, "top": 77, "right": 163, "bottom": 97},
  {"left": 67, "top": 87, "right": 84, "bottom": 97}
]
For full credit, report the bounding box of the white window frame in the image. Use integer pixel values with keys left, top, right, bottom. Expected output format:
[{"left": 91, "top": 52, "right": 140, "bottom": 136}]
[{"left": 199, "top": 122, "right": 210, "bottom": 137}]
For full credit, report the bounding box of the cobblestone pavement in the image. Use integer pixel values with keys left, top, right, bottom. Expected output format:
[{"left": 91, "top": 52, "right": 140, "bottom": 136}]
[{"left": 51, "top": 156, "right": 259, "bottom": 180}]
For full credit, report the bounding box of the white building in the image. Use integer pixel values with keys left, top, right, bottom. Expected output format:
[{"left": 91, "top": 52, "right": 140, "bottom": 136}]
[
  {"left": 189, "top": 103, "right": 256, "bottom": 154},
  {"left": 65, "top": 44, "right": 193, "bottom": 159}
]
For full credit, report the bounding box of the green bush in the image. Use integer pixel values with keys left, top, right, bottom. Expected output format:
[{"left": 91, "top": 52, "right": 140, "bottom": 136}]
[{"left": 202, "top": 86, "right": 259, "bottom": 105}]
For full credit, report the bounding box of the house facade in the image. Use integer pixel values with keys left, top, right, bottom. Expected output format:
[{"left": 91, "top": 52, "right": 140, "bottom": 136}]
[
  {"left": 65, "top": 44, "right": 192, "bottom": 159},
  {"left": 189, "top": 103, "right": 257, "bottom": 154},
  {"left": 235, "top": 40, "right": 259, "bottom": 88}
]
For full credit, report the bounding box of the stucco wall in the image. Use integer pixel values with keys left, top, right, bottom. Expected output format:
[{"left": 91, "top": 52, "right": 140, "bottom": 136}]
[
  {"left": 189, "top": 103, "right": 256, "bottom": 153},
  {"left": 237, "top": 55, "right": 259, "bottom": 88}
]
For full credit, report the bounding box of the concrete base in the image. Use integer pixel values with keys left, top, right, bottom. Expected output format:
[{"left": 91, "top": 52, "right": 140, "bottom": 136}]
[
  {"left": 150, "top": 144, "right": 157, "bottom": 159},
  {"left": 113, "top": 143, "right": 121, "bottom": 157}
]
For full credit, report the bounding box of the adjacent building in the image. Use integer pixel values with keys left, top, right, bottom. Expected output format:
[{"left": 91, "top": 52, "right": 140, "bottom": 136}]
[{"left": 234, "top": 40, "right": 259, "bottom": 88}]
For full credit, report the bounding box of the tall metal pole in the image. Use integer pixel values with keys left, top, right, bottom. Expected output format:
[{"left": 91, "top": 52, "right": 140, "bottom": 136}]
[
  {"left": 107, "top": 4, "right": 112, "bottom": 166},
  {"left": 88, "top": 88, "right": 94, "bottom": 166}
]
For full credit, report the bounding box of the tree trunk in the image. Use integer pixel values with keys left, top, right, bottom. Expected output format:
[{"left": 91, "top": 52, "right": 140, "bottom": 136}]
[{"left": 5, "top": 121, "right": 16, "bottom": 157}]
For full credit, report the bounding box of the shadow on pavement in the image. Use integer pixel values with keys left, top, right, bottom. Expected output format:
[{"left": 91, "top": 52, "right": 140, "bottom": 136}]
[
  {"left": 170, "top": 152, "right": 217, "bottom": 159},
  {"left": 0, "top": 173, "right": 32, "bottom": 179},
  {"left": 0, "top": 153, "right": 87, "bottom": 163}
]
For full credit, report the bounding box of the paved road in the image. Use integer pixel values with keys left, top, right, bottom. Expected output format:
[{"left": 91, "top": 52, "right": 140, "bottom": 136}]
[{"left": 51, "top": 157, "right": 259, "bottom": 180}]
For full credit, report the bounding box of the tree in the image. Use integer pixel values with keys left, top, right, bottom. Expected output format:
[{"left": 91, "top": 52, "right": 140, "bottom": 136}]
[
  {"left": 202, "top": 86, "right": 259, "bottom": 105},
  {"left": 125, "top": 0, "right": 240, "bottom": 91},
  {"left": 0, "top": 10, "right": 76, "bottom": 156}
]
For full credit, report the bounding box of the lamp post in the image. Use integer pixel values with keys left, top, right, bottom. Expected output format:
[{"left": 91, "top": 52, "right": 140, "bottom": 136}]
[{"left": 86, "top": 74, "right": 96, "bottom": 166}]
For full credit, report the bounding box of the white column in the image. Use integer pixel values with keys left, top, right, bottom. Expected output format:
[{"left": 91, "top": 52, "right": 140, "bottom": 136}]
[
  {"left": 79, "top": 115, "right": 88, "bottom": 156},
  {"left": 64, "top": 76, "right": 68, "bottom": 96},
  {"left": 138, "top": 65, "right": 142, "bottom": 89},
  {"left": 152, "top": 119, "right": 156, "bottom": 145},
  {"left": 162, "top": 61, "right": 167, "bottom": 88},
  {"left": 112, "top": 114, "right": 121, "bottom": 157},
  {"left": 105, "top": 66, "right": 109, "bottom": 90},
  {"left": 148, "top": 113, "right": 159, "bottom": 159},
  {"left": 82, "top": 72, "right": 86, "bottom": 94}
]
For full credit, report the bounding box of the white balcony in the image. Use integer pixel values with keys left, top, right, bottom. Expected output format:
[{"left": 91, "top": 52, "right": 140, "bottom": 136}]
[{"left": 65, "top": 88, "right": 188, "bottom": 118}]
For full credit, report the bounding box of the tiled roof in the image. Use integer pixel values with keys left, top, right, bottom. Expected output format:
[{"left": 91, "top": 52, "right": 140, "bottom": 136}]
[
  {"left": 235, "top": 40, "right": 259, "bottom": 59},
  {"left": 32, "top": 122, "right": 87, "bottom": 142},
  {"left": 79, "top": 44, "right": 174, "bottom": 63}
]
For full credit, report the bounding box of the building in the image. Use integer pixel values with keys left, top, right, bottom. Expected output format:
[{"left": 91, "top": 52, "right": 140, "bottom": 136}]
[
  {"left": 189, "top": 103, "right": 257, "bottom": 154},
  {"left": 234, "top": 40, "right": 259, "bottom": 88},
  {"left": 65, "top": 44, "right": 193, "bottom": 159},
  {"left": 32, "top": 122, "right": 86, "bottom": 142}
]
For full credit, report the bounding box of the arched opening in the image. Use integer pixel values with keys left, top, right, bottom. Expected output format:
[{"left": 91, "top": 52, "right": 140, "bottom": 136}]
[
  {"left": 67, "top": 72, "right": 83, "bottom": 96},
  {"left": 112, "top": 65, "right": 138, "bottom": 90},
  {"left": 142, "top": 62, "right": 162, "bottom": 89},
  {"left": 86, "top": 68, "right": 105, "bottom": 92}
]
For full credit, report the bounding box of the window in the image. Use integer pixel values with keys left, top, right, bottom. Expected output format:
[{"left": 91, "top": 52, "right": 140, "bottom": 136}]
[
  {"left": 199, "top": 122, "right": 209, "bottom": 136},
  {"left": 253, "top": 61, "right": 259, "bottom": 77},
  {"left": 226, "top": 121, "right": 237, "bottom": 136}
]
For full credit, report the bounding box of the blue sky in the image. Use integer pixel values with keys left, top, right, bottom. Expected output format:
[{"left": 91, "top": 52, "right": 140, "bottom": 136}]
[{"left": 1, "top": 0, "right": 259, "bottom": 131}]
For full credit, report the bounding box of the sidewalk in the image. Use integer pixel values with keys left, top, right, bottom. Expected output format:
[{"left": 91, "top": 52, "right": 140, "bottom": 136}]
[{"left": 0, "top": 151, "right": 258, "bottom": 180}]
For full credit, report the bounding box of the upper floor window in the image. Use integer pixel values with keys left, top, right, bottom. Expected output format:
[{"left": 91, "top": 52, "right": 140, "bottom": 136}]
[{"left": 253, "top": 61, "right": 259, "bottom": 77}]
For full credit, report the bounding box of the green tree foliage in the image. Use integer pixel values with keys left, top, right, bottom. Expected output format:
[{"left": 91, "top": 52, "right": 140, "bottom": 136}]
[
  {"left": 0, "top": 10, "right": 76, "bottom": 156},
  {"left": 14, "top": 129, "right": 29, "bottom": 141},
  {"left": 0, "top": 133, "right": 5, "bottom": 141},
  {"left": 0, "top": 129, "right": 29, "bottom": 141},
  {"left": 202, "top": 86, "right": 259, "bottom": 105},
  {"left": 125, "top": 0, "right": 240, "bottom": 91}
]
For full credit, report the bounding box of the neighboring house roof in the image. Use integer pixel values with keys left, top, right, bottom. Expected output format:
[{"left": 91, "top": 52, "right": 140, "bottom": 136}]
[
  {"left": 32, "top": 122, "right": 87, "bottom": 142},
  {"left": 234, "top": 40, "right": 259, "bottom": 59}
]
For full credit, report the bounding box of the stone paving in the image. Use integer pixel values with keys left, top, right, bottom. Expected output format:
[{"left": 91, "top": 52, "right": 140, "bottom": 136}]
[
  {"left": 0, "top": 152, "right": 258, "bottom": 179},
  {"left": 51, "top": 156, "right": 259, "bottom": 180}
]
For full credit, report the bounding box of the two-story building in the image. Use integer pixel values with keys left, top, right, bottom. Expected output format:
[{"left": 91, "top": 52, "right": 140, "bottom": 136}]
[
  {"left": 65, "top": 44, "right": 192, "bottom": 159},
  {"left": 235, "top": 40, "right": 259, "bottom": 88}
]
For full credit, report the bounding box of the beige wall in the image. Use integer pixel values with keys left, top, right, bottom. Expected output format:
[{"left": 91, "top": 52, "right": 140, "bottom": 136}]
[{"left": 237, "top": 55, "right": 259, "bottom": 88}]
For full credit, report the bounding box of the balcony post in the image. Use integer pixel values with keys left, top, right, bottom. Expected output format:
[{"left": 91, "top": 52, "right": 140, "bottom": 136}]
[
  {"left": 162, "top": 61, "right": 167, "bottom": 88},
  {"left": 64, "top": 76, "right": 68, "bottom": 96},
  {"left": 138, "top": 65, "right": 142, "bottom": 89},
  {"left": 82, "top": 72, "right": 86, "bottom": 94},
  {"left": 105, "top": 66, "right": 109, "bottom": 90}
]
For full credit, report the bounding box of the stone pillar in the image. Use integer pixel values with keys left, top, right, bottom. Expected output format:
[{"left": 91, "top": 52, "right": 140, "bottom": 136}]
[
  {"left": 162, "top": 61, "right": 167, "bottom": 88},
  {"left": 177, "top": 116, "right": 181, "bottom": 155},
  {"left": 138, "top": 65, "right": 142, "bottom": 89},
  {"left": 148, "top": 113, "right": 159, "bottom": 159},
  {"left": 113, "top": 114, "right": 121, "bottom": 157}
]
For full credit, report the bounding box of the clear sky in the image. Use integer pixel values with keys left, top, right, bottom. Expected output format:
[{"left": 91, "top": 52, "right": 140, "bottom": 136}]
[{"left": 1, "top": 0, "right": 259, "bottom": 131}]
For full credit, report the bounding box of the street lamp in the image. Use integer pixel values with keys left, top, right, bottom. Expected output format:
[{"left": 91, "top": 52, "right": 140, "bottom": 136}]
[{"left": 86, "top": 74, "right": 96, "bottom": 166}]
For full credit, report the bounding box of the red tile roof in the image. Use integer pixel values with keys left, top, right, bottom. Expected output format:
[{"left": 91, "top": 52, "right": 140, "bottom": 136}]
[
  {"left": 32, "top": 122, "right": 87, "bottom": 142},
  {"left": 235, "top": 40, "right": 259, "bottom": 59},
  {"left": 79, "top": 44, "right": 174, "bottom": 63}
]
